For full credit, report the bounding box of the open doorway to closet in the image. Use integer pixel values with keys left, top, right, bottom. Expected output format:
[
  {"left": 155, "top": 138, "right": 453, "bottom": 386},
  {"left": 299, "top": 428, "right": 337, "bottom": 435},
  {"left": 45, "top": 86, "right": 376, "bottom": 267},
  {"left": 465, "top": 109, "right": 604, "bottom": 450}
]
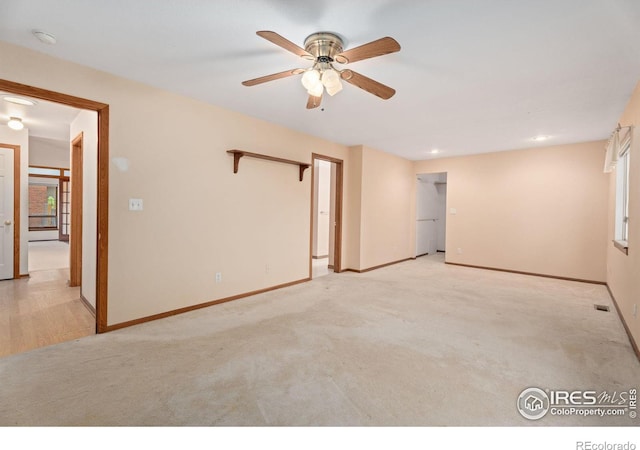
[
  {"left": 310, "top": 154, "right": 343, "bottom": 278},
  {"left": 416, "top": 172, "right": 447, "bottom": 257}
]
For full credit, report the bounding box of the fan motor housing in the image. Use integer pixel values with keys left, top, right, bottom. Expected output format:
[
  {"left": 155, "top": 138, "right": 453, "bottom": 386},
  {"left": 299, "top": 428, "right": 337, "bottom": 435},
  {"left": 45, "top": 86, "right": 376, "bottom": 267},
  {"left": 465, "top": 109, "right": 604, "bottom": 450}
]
[{"left": 304, "top": 32, "right": 344, "bottom": 61}]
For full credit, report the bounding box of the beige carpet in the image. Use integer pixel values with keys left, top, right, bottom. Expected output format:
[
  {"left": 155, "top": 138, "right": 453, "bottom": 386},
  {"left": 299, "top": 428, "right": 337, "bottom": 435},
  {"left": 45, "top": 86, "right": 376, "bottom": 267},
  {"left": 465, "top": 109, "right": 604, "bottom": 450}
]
[{"left": 0, "top": 254, "right": 638, "bottom": 426}]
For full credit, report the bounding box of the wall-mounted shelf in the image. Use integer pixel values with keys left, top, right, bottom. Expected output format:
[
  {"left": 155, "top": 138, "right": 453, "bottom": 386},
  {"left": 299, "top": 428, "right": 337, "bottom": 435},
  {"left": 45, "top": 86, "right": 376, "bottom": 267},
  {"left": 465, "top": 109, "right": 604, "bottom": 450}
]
[{"left": 227, "top": 149, "right": 310, "bottom": 181}]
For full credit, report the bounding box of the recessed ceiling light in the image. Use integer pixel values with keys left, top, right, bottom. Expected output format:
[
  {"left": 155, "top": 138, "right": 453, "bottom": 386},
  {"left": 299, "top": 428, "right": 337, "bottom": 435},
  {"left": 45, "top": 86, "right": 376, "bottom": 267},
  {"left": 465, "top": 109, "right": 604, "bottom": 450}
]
[
  {"left": 430, "top": 149, "right": 440, "bottom": 154},
  {"left": 32, "top": 30, "right": 57, "bottom": 45},
  {"left": 3, "top": 95, "right": 37, "bottom": 106},
  {"left": 532, "top": 135, "right": 550, "bottom": 142}
]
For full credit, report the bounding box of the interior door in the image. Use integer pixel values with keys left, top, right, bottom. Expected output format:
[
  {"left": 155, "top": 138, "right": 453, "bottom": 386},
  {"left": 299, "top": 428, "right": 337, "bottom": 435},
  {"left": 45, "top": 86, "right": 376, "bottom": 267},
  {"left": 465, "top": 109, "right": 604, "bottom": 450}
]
[{"left": 0, "top": 146, "right": 15, "bottom": 280}]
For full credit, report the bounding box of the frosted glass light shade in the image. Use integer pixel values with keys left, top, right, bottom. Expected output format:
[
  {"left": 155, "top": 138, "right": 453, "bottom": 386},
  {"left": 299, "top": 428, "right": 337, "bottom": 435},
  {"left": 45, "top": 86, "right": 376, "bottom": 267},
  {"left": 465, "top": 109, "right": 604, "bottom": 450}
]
[
  {"left": 7, "top": 117, "right": 24, "bottom": 130},
  {"left": 325, "top": 82, "right": 343, "bottom": 96},
  {"left": 301, "top": 69, "right": 321, "bottom": 90},
  {"left": 321, "top": 69, "right": 340, "bottom": 88},
  {"left": 307, "top": 83, "right": 324, "bottom": 97}
]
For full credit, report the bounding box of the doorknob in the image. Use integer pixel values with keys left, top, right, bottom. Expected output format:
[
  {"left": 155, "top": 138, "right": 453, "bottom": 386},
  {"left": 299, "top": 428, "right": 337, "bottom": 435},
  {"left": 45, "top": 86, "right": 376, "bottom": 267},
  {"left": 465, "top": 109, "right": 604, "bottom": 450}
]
[{"left": 4, "top": 220, "right": 11, "bottom": 226}]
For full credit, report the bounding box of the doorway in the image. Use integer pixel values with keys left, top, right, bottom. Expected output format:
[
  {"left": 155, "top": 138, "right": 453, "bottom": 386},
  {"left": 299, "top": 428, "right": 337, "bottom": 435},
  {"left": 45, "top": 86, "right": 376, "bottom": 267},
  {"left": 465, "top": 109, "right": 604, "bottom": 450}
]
[
  {"left": 416, "top": 172, "right": 447, "bottom": 257},
  {"left": 0, "top": 78, "right": 109, "bottom": 334},
  {"left": 310, "top": 154, "right": 343, "bottom": 278},
  {"left": 27, "top": 165, "right": 71, "bottom": 272}
]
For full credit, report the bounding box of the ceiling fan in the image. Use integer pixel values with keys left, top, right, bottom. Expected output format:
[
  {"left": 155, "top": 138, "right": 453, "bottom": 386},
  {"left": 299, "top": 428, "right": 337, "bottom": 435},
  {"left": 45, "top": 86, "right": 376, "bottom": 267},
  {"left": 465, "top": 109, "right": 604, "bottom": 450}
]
[{"left": 242, "top": 31, "right": 401, "bottom": 109}]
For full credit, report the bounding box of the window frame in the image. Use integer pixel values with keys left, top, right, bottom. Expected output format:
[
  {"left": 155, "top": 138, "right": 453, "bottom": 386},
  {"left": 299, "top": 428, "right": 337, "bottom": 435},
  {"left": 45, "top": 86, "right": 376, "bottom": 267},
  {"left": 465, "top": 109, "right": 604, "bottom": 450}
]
[
  {"left": 27, "top": 165, "right": 70, "bottom": 233},
  {"left": 28, "top": 181, "right": 59, "bottom": 231}
]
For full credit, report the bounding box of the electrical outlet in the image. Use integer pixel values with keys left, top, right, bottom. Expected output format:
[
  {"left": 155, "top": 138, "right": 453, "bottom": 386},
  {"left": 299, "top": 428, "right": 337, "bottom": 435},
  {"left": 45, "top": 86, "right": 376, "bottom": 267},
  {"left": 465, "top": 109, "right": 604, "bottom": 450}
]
[
  {"left": 457, "top": 248, "right": 463, "bottom": 254},
  {"left": 265, "top": 264, "right": 270, "bottom": 274},
  {"left": 215, "top": 272, "right": 222, "bottom": 283},
  {"left": 633, "top": 304, "right": 637, "bottom": 318}
]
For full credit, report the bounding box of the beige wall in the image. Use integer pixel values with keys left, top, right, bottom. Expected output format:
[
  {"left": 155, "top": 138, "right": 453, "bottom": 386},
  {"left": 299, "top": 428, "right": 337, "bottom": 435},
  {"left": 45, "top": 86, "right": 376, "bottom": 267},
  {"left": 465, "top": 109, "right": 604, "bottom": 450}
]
[
  {"left": 29, "top": 137, "right": 70, "bottom": 168},
  {"left": 414, "top": 141, "right": 609, "bottom": 282},
  {"left": 0, "top": 41, "right": 353, "bottom": 326},
  {"left": 357, "top": 145, "right": 415, "bottom": 270},
  {"left": 70, "top": 110, "right": 98, "bottom": 309},
  {"left": 345, "top": 146, "right": 363, "bottom": 270},
  {"left": 607, "top": 81, "right": 640, "bottom": 347}
]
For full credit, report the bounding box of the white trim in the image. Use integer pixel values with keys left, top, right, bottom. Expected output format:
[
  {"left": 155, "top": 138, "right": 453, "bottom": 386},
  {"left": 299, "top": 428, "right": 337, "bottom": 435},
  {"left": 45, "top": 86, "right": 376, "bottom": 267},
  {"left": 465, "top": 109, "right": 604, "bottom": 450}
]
[
  {"left": 604, "top": 125, "right": 633, "bottom": 173},
  {"left": 604, "top": 130, "right": 619, "bottom": 173},
  {"left": 618, "top": 126, "right": 632, "bottom": 157}
]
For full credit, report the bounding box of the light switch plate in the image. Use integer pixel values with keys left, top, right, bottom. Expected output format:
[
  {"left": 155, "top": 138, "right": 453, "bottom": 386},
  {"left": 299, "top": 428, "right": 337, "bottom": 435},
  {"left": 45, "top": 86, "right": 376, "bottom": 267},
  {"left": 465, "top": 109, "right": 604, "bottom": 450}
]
[{"left": 129, "top": 198, "right": 143, "bottom": 211}]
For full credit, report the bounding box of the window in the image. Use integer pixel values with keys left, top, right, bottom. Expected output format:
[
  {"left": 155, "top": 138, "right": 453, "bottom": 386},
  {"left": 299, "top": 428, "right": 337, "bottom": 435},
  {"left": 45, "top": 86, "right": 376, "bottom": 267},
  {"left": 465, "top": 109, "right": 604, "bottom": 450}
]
[
  {"left": 28, "top": 166, "right": 62, "bottom": 177},
  {"left": 29, "top": 181, "right": 59, "bottom": 230},
  {"left": 27, "top": 166, "right": 70, "bottom": 235},
  {"left": 614, "top": 131, "right": 631, "bottom": 253}
]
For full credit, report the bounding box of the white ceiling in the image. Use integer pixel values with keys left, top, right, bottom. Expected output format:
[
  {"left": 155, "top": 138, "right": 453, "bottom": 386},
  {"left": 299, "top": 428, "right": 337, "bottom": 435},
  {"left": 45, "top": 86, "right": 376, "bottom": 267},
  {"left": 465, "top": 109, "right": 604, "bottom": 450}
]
[{"left": 1, "top": 0, "right": 639, "bottom": 160}]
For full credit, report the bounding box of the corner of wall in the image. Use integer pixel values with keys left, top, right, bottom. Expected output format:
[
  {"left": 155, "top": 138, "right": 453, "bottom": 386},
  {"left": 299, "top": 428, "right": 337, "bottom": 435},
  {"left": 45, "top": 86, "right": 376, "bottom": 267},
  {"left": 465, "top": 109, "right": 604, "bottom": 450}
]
[
  {"left": 345, "top": 145, "right": 363, "bottom": 270},
  {"left": 605, "top": 79, "right": 640, "bottom": 355}
]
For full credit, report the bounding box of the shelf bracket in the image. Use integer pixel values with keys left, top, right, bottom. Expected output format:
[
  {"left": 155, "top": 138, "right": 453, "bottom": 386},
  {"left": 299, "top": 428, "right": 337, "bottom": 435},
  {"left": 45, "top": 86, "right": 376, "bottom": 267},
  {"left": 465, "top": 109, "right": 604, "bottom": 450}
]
[
  {"left": 299, "top": 165, "right": 309, "bottom": 182},
  {"left": 230, "top": 151, "right": 243, "bottom": 174}
]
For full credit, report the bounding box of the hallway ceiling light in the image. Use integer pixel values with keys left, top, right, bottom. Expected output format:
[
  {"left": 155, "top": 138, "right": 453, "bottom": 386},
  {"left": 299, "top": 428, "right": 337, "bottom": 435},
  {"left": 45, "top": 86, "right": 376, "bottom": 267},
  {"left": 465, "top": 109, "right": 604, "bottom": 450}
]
[
  {"left": 3, "top": 95, "right": 37, "bottom": 106},
  {"left": 7, "top": 117, "right": 24, "bottom": 130},
  {"left": 532, "top": 135, "right": 550, "bottom": 142},
  {"left": 32, "top": 30, "right": 57, "bottom": 45}
]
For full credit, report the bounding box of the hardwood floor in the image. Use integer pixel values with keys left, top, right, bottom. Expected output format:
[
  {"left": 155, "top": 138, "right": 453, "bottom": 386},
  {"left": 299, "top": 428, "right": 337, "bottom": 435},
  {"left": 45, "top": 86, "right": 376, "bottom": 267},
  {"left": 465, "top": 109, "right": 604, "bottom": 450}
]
[{"left": 0, "top": 268, "right": 95, "bottom": 358}]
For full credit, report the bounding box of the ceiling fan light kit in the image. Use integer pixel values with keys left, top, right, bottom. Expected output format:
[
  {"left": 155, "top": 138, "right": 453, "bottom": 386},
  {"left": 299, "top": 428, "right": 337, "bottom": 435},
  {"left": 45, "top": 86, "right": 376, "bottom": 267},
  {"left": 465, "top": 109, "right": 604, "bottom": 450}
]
[
  {"left": 242, "top": 30, "right": 400, "bottom": 109},
  {"left": 301, "top": 66, "right": 342, "bottom": 97}
]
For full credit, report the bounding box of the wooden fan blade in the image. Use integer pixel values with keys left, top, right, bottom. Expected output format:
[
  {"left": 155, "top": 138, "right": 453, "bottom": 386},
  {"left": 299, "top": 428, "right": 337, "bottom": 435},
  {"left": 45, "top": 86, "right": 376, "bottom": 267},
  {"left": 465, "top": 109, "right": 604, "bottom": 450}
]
[
  {"left": 306, "top": 93, "right": 322, "bottom": 109},
  {"left": 336, "top": 37, "right": 400, "bottom": 64},
  {"left": 242, "top": 69, "right": 300, "bottom": 86},
  {"left": 340, "top": 70, "right": 396, "bottom": 99},
  {"left": 256, "top": 31, "right": 311, "bottom": 58}
]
